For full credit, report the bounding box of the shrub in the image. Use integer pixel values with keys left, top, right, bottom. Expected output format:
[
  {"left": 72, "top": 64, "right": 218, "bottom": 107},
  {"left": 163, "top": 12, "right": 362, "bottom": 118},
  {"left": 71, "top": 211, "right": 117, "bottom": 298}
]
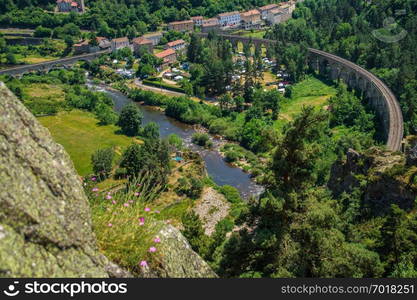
[
  {"left": 91, "top": 147, "right": 115, "bottom": 180},
  {"left": 175, "top": 177, "right": 204, "bottom": 199},
  {"left": 192, "top": 132, "right": 210, "bottom": 147},
  {"left": 220, "top": 185, "right": 242, "bottom": 204},
  {"left": 225, "top": 150, "right": 240, "bottom": 163},
  {"left": 117, "top": 104, "right": 143, "bottom": 136}
]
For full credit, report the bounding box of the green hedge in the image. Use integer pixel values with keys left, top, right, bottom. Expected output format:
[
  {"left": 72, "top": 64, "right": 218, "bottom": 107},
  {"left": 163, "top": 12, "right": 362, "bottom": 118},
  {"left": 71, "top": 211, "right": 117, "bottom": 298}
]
[{"left": 142, "top": 79, "right": 185, "bottom": 93}]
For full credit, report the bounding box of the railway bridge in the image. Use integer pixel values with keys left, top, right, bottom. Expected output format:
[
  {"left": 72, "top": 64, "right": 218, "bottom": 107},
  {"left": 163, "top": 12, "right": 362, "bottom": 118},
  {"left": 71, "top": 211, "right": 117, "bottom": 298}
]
[
  {"left": 196, "top": 33, "right": 403, "bottom": 151},
  {"left": 0, "top": 50, "right": 110, "bottom": 77}
]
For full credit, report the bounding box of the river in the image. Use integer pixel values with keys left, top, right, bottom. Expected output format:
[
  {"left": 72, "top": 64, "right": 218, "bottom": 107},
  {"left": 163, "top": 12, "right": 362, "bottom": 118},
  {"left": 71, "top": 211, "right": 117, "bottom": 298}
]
[{"left": 87, "top": 81, "right": 264, "bottom": 199}]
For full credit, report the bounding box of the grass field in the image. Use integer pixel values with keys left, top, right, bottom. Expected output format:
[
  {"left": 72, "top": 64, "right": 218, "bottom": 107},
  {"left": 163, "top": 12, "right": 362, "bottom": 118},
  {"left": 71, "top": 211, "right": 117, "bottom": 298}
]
[
  {"left": 38, "top": 110, "right": 139, "bottom": 176},
  {"left": 23, "top": 83, "right": 65, "bottom": 101},
  {"left": 275, "top": 76, "right": 337, "bottom": 129}
]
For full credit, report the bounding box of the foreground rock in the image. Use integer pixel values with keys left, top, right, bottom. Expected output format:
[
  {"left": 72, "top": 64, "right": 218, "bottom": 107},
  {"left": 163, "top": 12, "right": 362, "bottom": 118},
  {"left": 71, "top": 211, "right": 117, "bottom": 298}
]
[
  {"left": 0, "top": 82, "right": 216, "bottom": 278},
  {"left": 0, "top": 82, "right": 128, "bottom": 277},
  {"left": 141, "top": 225, "right": 217, "bottom": 278}
]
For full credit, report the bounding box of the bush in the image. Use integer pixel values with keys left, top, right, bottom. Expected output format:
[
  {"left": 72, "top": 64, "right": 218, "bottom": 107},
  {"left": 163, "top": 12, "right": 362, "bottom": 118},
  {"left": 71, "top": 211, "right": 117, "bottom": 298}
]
[
  {"left": 142, "top": 79, "right": 185, "bottom": 93},
  {"left": 209, "top": 118, "right": 229, "bottom": 134},
  {"left": 220, "top": 185, "right": 242, "bottom": 204},
  {"left": 114, "top": 167, "right": 127, "bottom": 179},
  {"left": 117, "top": 104, "right": 143, "bottom": 136},
  {"left": 225, "top": 150, "right": 240, "bottom": 163},
  {"left": 91, "top": 147, "right": 115, "bottom": 180},
  {"left": 192, "top": 132, "right": 210, "bottom": 147},
  {"left": 175, "top": 177, "right": 204, "bottom": 199}
]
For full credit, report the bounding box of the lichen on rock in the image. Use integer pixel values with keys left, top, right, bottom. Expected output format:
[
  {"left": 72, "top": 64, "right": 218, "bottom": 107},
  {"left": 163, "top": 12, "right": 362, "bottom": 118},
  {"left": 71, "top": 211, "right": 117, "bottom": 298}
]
[{"left": 0, "top": 82, "right": 129, "bottom": 277}]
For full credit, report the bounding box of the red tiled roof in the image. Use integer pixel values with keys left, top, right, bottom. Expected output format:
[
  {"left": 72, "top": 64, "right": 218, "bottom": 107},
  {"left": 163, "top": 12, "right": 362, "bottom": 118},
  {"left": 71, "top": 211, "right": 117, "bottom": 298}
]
[
  {"left": 218, "top": 11, "right": 239, "bottom": 17},
  {"left": 112, "top": 37, "right": 129, "bottom": 43},
  {"left": 132, "top": 37, "right": 153, "bottom": 45},
  {"left": 258, "top": 3, "right": 279, "bottom": 11},
  {"left": 155, "top": 48, "right": 176, "bottom": 58},
  {"left": 241, "top": 9, "right": 261, "bottom": 17},
  {"left": 169, "top": 20, "right": 193, "bottom": 25},
  {"left": 167, "top": 39, "right": 185, "bottom": 47}
]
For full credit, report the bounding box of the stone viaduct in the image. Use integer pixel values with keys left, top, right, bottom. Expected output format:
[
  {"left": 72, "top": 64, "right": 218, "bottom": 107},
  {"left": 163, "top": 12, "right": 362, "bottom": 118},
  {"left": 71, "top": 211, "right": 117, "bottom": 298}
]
[
  {"left": 196, "top": 33, "right": 404, "bottom": 152},
  {"left": 0, "top": 49, "right": 110, "bottom": 77}
]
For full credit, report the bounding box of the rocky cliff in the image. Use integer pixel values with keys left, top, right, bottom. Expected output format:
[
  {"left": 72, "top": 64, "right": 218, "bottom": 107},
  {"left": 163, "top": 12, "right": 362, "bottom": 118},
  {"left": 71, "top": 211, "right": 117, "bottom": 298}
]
[
  {"left": 329, "top": 148, "right": 417, "bottom": 215},
  {"left": 0, "top": 82, "right": 216, "bottom": 278}
]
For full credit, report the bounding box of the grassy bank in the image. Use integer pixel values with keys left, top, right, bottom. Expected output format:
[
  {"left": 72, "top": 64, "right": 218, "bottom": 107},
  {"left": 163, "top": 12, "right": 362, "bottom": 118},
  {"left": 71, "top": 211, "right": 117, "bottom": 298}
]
[
  {"left": 38, "top": 110, "right": 138, "bottom": 175},
  {"left": 275, "top": 76, "right": 337, "bottom": 129}
]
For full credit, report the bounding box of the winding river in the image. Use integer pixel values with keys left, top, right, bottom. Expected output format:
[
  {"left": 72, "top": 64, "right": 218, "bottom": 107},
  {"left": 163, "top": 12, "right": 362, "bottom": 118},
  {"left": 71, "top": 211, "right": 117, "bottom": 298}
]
[{"left": 87, "top": 81, "right": 264, "bottom": 199}]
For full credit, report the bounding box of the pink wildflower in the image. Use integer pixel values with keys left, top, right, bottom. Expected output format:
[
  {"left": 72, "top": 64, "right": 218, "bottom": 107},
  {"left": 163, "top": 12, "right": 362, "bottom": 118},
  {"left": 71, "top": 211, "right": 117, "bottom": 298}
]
[
  {"left": 134, "top": 192, "right": 140, "bottom": 196},
  {"left": 154, "top": 237, "right": 161, "bottom": 243},
  {"left": 91, "top": 177, "right": 96, "bottom": 181},
  {"left": 92, "top": 187, "right": 99, "bottom": 192},
  {"left": 106, "top": 194, "right": 112, "bottom": 200},
  {"left": 129, "top": 200, "right": 134, "bottom": 204},
  {"left": 154, "top": 210, "right": 160, "bottom": 214},
  {"left": 123, "top": 203, "right": 129, "bottom": 207},
  {"left": 149, "top": 247, "right": 157, "bottom": 253},
  {"left": 144, "top": 207, "right": 151, "bottom": 212},
  {"left": 108, "top": 223, "right": 113, "bottom": 227},
  {"left": 112, "top": 200, "right": 116, "bottom": 205},
  {"left": 138, "top": 217, "right": 145, "bottom": 226},
  {"left": 139, "top": 260, "right": 148, "bottom": 267}
]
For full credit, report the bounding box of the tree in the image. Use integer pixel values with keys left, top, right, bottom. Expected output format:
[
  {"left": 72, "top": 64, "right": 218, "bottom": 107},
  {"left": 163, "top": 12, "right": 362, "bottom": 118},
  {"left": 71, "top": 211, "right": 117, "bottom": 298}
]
[
  {"left": 187, "top": 34, "right": 203, "bottom": 63},
  {"left": 91, "top": 147, "right": 114, "bottom": 180},
  {"left": 272, "top": 106, "right": 328, "bottom": 192},
  {"left": 120, "top": 139, "right": 171, "bottom": 184},
  {"left": 34, "top": 26, "right": 52, "bottom": 38},
  {"left": 89, "top": 32, "right": 99, "bottom": 47},
  {"left": 117, "top": 104, "right": 143, "bottom": 136},
  {"left": 95, "top": 102, "right": 118, "bottom": 125},
  {"left": 141, "top": 122, "right": 160, "bottom": 140},
  {"left": 181, "top": 211, "right": 210, "bottom": 257}
]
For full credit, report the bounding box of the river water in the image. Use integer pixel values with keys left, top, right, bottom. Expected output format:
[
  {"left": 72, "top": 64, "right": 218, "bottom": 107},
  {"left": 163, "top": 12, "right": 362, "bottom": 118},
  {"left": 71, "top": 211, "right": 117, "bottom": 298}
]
[{"left": 87, "top": 82, "right": 264, "bottom": 199}]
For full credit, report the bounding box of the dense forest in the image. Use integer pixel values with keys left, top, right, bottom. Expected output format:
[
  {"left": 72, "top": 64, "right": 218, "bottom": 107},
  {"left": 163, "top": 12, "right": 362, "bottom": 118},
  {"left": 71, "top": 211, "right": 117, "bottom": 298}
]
[{"left": 267, "top": 0, "right": 417, "bottom": 136}]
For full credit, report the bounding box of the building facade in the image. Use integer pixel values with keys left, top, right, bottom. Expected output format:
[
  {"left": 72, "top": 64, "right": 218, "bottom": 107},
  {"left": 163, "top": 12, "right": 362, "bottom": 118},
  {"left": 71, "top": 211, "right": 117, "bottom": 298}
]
[
  {"left": 142, "top": 32, "right": 163, "bottom": 46},
  {"left": 57, "top": 0, "right": 85, "bottom": 13},
  {"left": 217, "top": 11, "right": 241, "bottom": 27},
  {"left": 165, "top": 39, "right": 186, "bottom": 52},
  {"left": 111, "top": 37, "right": 131, "bottom": 52},
  {"left": 168, "top": 20, "right": 194, "bottom": 32},
  {"left": 258, "top": 3, "right": 279, "bottom": 19},
  {"left": 202, "top": 18, "right": 221, "bottom": 33},
  {"left": 155, "top": 48, "right": 177, "bottom": 70},
  {"left": 132, "top": 37, "right": 153, "bottom": 54},
  {"left": 191, "top": 16, "right": 204, "bottom": 26},
  {"left": 240, "top": 9, "right": 262, "bottom": 30}
]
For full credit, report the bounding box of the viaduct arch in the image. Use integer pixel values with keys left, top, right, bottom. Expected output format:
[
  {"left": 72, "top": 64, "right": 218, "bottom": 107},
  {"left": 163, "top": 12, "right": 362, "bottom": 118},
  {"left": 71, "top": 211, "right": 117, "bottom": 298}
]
[
  {"left": 196, "top": 33, "right": 403, "bottom": 151},
  {"left": 0, "top": 50, "right": 110, "bottom": 77}
]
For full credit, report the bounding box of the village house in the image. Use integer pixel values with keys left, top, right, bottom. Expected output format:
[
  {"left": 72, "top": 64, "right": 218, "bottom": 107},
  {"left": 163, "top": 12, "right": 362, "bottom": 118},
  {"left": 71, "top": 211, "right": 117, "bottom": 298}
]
[
  {"left": 217, "top": 11, "right": 241, "bottom": 27},
  {"left": 165, "top": 39, "right": 187, "bottom": 52},
  {"left": 191, "top": 16, "right": 204, "bottom": 26},
  {"left": 111, "top": 37, "right": 131, "bottom": 52},
  {"left": 267, "top": 1, "right": 296, "bottom": 25},
  {"left": 258, "top": 3, "right": 279, "bottom": 19},
  {"left": 168, "top": 20, "right": 194, "bottom": 32},
  {"left": 155, "top": 48, "right": 177, "bottom": 70},
  {"left": 73, "top": 37, "right": 110, "bottom": 54},
  {"left": 73, "top": 40, "right": 90, "bottom": 54},
  {"left": 202, "top": 18, "right": 221, "bottom": 33},
  {"left": 240, "top": 9, "right": 262, "bottom": 30},
  {"left": 132, "top": 37, "right": 153, "bottom": 54},
  {"left": 56, "top": 0, "right": 85, "bottom": 13},
  {"left": 96, "top": 37, "right": 111, "bottom": 50},
  {"left": 142, "top": 32, "right": 163, "bottom": 46}
]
